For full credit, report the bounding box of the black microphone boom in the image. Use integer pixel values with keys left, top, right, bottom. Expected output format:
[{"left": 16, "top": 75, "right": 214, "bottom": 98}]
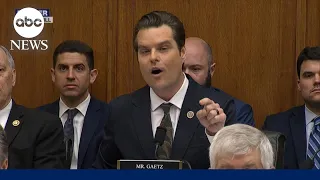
[{"left": 154, "top": 126, "right": 167, "bottom": 159}]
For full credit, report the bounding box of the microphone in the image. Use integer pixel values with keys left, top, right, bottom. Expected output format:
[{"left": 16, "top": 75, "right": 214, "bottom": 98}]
[
  {"left": 182, "top": 160, "right": 192, "bottom": 169},
  {"left": 300, "top": 149, "right": 320, "bottom": 169},
  {"left": 154, "top": 126, "right": 167, "bottom": 159}
]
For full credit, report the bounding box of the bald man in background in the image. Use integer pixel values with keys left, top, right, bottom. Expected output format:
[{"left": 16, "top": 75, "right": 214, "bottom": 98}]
[{"left": 183, "top": 37, "right": 255, "bottom": 126}]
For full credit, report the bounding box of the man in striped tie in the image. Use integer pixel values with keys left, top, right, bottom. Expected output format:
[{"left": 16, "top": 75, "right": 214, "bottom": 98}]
[
  {"left": 263, "top": 46, "right": 320, "bottom": 169},
  {"left": 307, "top": 116, "right": 320, "bottom": 169}
]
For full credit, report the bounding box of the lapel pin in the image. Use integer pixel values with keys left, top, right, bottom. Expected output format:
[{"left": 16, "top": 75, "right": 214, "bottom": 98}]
[
  {"left": 12, "top": 120, "right": 20, "bottom": 127},
  {"left": 187, "top": 111, "right": 194, "bottom": 119}
]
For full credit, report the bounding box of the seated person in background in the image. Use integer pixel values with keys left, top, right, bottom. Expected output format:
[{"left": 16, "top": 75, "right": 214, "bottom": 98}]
[
  {"left": 262, "top": 46, "right": 320, "bottom": 169},
  {"left": 0, "top": 45, "right": 65, "bottom": 169},
  {"left": 0, "top": 125, "right": 8, "bottom": 169},
  {"left": 183, "top": 37, "right": 255, "bottom": 126},
  {"left": 209, "top": 124, "right": 274, "bottom": 169},
  {"left": 38, "top": 40, "right": 109, "bottom": 169}
]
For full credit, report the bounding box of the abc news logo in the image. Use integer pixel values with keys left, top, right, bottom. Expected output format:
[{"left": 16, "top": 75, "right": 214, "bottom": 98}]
[
  {"left": 10, "top": 7, "right": 51, "bottom": 51},
  {"left": 15, "top": 16, "right": 42, "bottom": 27}
]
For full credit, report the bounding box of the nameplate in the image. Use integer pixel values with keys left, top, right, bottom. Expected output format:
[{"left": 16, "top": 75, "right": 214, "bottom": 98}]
[{"left": 117, "top": 159, "right": 183, "bottom": 169}]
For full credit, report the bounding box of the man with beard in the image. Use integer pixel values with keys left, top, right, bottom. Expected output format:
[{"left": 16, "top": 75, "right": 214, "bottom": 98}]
[
  {"left": 263, "top": 46, "right": 320, "bottom": 169},
  {"left": 183, "top": 37, "right": 255, "bottom": 126}
]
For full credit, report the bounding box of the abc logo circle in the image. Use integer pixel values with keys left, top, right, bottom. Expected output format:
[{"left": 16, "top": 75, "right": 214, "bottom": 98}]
[{"left": 13, "top": 7, "right": 44, "bottom": 38}]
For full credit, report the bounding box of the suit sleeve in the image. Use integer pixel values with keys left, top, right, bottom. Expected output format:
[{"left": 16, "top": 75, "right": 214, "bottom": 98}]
[
  {"left": 223, "top": 98, "right": 237, "bottom": 126},
  {"left": 92, "top": 101, "right": 122, "bottom": 169},
  {"left": 236, "top": 104, "right": 255, "bottom": 126},
  {"left": 34, "top": 114, "right": 66, "bottom": 168}
]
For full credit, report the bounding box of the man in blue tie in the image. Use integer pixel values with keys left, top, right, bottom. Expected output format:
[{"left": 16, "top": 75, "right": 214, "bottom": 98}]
[{"left": 263, "top": 46, "right": 320, "bottom": 169}]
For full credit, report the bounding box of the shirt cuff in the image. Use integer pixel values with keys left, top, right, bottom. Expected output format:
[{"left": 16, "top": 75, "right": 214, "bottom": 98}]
[{"left": 205, "top": 129, "right": 215, "bottom": 143}]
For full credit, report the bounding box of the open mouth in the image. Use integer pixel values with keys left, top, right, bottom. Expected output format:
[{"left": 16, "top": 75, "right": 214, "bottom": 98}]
[{"left": 151, "top": 68, "right": 163, "bottom": 75}]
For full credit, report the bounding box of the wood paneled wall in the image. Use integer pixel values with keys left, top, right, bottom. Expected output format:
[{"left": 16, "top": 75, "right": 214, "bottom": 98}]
[{"left": 0, "top": 0, "right": 319, "bottom": 128}]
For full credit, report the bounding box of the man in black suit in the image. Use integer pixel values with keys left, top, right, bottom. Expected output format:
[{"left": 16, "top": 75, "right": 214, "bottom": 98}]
[
  {"left": 0, "top": 45, "right": 65, "bottom": 169},
  {"left": 262, "top": 46, "right": 320, "bottom": 169},
  {"left": 38, "top": 40, "right": 109, "bottom": 169},
  {"left": 93, "top": 11, "right": 234, "bottom": 169}
]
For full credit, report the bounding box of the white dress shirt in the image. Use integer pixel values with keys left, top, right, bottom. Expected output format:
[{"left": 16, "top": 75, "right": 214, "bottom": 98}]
[
  {"left": 150, "top": 74, "right": 214, "bottom": 142},
  {"left": 150, "top": 75, "right": 188, "bottom": 138},
  {"left": 305, "top": 105, "right": 318, "bottom": 156},
  {"left": 59, "top": 94, "right": 91, "bottom": 169},
  {"left": 0, "top": 99, "right": 12, "bottom": 129}
]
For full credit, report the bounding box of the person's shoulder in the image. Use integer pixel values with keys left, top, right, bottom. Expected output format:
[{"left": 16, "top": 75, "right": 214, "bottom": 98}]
[
  {"left": 37, "top": 100, "right": 58, "bottom": 111},
  {"left": 109, "top": 85, "right": 149, "bottom": 106},
  {"left": 265, "top": 105, "right": 304, "bottom": 122},
  {"left": 16, "top": 104, "right": 60, "bottom": 125},
  {"left": 233, "top": 98, "right": 252, "bottom": 111},
  {"left": 205, "top": 86, "right": 234, "bottom": 104},
  {"left": 90, "top": 96, "right": 108, "bottom": 107}
]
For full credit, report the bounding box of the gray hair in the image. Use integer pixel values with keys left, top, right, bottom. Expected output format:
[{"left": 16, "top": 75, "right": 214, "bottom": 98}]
[
  {"left": 0, "top": 46, "right": 15, "bottom": 69},
  {"left": 0, "top": 125, "right": 8, "bottom": 164},
  {"left": 209, "top": 124, "right": 274, "bottom": 169}
]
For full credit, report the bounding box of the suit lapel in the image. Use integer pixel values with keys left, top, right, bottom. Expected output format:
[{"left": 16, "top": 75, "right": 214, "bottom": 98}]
[
  {"left": 77, "top": 98, "right": 101, "bottom": 168},
  {"left": 171, "top": 79, "right": 203, "bottom": 160},
  {"left": 290, "top": 106, "right": 307, "bottom": 167},
  {"left": 5, "top": 101, "right": 24, "bottom": 146},
  {"left": 132, "top": 86, "right": 155, "bottom": 159},
  {"left": 46, "top": 100, "right": 60, "bottom": 115}
]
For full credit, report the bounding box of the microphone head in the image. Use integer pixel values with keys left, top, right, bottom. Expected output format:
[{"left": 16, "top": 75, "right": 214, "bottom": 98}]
[
  {"left": 154, "top": 126, "right": 167, "bottom": 146},
  {"left": 299, "top": 158, "right": 314, "bottom": 169}
]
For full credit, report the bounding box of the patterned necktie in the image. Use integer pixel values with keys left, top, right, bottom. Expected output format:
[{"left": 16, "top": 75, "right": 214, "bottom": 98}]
[
  {"left": 307, "top": 116, "right": 320, "bottom": 169},
  {"left": 64, "top": 109, "right": 78, "bottom": 163},
  {"left": 156, "top": 103, "right": 173, "bottom": 160}
]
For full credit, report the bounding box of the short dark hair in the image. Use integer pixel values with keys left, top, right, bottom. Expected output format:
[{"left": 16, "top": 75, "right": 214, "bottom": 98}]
[
  {"left": 133, "top": 11, "right": 185, "bottom": 52},
  {"left": 297, "top": 46, "right": 320, "bottom": 77},
  {"left": 53, "top": 40, "right": 94, "bottom": 70}
]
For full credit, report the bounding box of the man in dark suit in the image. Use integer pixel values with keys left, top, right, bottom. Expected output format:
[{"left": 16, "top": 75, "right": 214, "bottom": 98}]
[
  {"left": 38, "top": 40, "right": 109, "bottom": 169},
  {"left": 183, "top": 37, "right": 255, "bottom": 126},
  {"left": 0, "top": 45, "right": 65, "bottom": 169},
  {"left": 93, "top": 11, "right": 234, "bottom": 169},
  {"left": 262, "top": 46, "right": 320, "bottom": 169}
]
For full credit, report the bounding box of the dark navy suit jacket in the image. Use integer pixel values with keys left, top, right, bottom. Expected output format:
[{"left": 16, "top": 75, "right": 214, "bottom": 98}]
[
  {"left": 38, "top": 97, "right": 109, "bottom": 169},
  {"left": 93, "top": 77, "right": 236, "bottom": 169},
  {"left": 262, "top": 105, "right": 306, "bottom": 169},
  {"left": 213, "top": 87, "right": 255, "bottom": 126}
]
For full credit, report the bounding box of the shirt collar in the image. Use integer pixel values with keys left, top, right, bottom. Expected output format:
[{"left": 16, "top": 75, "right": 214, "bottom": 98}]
[
  {"left": 305, "top": 105, "right": 318, "bottom": 125},
  {"left": 59, "top": 94, "right": 91, "bottom": 118},
  {"left": 0, "top": 99, "right": 12, "bottom": 117},
  {"left": 150, "top": 74, "right": 189, "bottom": 111},
  {"left": 0, "top": 99, "right": 12, "bottom": 112}
]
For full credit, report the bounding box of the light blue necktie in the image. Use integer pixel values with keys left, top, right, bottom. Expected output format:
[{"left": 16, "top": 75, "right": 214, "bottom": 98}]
[{"left": 307, "top": 116, "right": 320, "bottom": 169}]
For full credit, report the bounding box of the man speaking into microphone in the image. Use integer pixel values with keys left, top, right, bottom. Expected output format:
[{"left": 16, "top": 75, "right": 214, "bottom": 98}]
[{"left": 93, "top": 11, "right": 235, "bottom": 169}]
